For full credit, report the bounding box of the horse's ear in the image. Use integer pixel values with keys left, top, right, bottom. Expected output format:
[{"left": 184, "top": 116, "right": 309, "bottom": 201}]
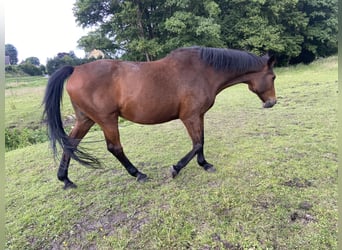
[{"left": 267, "top": 55, "right": 276, "bottom": 68}]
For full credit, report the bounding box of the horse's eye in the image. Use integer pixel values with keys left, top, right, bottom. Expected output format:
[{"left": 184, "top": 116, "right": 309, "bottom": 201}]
[{"left": 272, "top": 76, "right": 276, "bottom": 80}]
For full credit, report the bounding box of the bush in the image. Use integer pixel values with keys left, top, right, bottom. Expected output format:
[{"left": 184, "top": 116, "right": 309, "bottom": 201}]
[
  {"left": 19, "top": 63, "right": 43, "bottom": 76},
  {"left": 5, "top": 127, "right": 48, "bottom": 151},
  {"left": 5, "top": 65, "right": 17, "bottom": 73},
  {"left": 46, "top": 54, "right": 95, "bottom": 75}
]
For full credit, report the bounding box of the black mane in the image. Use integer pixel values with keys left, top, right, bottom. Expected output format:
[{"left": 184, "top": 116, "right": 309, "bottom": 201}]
[{"left": 198, "top": 47, "right": 267, "bottom": 72}]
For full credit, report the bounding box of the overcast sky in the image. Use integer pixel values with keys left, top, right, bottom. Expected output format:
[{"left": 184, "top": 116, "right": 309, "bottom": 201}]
[{"left": 5, "top": 0, "right": 90, "bottom": 65}]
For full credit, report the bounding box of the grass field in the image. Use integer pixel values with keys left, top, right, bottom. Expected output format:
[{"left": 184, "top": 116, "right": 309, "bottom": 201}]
[{"left": 5, "top": 56, "right": 338, "bottom": 249}]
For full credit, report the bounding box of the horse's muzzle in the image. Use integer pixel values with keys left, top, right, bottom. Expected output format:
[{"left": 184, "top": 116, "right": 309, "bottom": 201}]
[{"left": 263, "top": 98, "right": 277, "bottom": 108}]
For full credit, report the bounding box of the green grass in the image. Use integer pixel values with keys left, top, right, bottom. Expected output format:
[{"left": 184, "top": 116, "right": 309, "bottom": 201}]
[
  {"left": 5, "top": 56, "right": 338, "bottom": 249},
  {"left": 5, "top": 76, "right": 75, "bottom": 151},
  {"left": 5, "top": 75, "right": 47, "bottom": 88},
  {"left": 5, "top": 76, "right": 73, "bottom": 129}
]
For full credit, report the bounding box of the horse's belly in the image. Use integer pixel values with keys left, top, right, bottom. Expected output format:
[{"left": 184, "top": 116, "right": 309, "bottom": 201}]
[{"left": 120, "top": 100, "right": 179, "bottom": 125}]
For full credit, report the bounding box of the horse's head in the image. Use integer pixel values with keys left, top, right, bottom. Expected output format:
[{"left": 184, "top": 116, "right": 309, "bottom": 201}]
[{"left": 247, "top": 55, "right": 277, "bottom": 108}]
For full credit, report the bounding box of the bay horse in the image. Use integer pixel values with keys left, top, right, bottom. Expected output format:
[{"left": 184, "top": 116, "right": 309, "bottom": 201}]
[{"left": 43, "top": 47, "right": 277, "bottom": 189}]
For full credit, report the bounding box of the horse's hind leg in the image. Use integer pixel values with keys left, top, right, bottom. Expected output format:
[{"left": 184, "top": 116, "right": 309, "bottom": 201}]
[
  {"left": 101, "top": 115, "right": 147, "bottom": 182},
  {"left": 58, "top": 118, "right": 94, "bottom": 189}
]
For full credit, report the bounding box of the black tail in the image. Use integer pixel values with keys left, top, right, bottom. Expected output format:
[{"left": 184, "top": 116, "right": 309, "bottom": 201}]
[{"left": 42, "top": 66, "right": 100, "bottom": 167}]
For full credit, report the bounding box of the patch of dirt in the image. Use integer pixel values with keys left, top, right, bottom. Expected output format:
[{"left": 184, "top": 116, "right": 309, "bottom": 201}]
[
  {"left": 210, "top": 233, "right": 242, "bottom": 250},
  {"left": 50, "top": 206, "right": 151, "bottom": 249},
  {"left": 298, "top": 201, "right": 313, "bottom": 211},
  {"left": 255, "top": 200, "right": 271, "bottom": 210},
  {"left": 282, "top": 178, "right": 313, "bottom": 188},
  {"left": 213, "top": 205, "right": 233, "bottom": 218},
  {"left": 290, "top": 211, "right": 316, "bottom": 224},
  {"left": 50, "top": 210, "right": 127, "bottom": 249},
  {"left": 253, "top": 193, "right": 279, "bottom": 210}
]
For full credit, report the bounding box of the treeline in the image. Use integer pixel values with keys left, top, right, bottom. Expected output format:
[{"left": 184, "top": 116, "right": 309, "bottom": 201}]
[
  {"left": 5, "top": 44, "right": 46, "bottom": 76},
  {"left": 45, "top": 52, "right": 97, "bottom": 75},
  {"left": 74, "top": 0, "right": 337, "bottom": 65},
  {"left": 5, "top": 47, "right": 96, "bottom": 76}
]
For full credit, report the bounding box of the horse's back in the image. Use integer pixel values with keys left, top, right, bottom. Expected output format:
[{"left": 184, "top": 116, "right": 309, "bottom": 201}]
[
  {"left": 68, "top": 59, "right": 121, "bottom": 86},
  {"left": 64, "top": 54, "right": 211, "bottom": 124}
]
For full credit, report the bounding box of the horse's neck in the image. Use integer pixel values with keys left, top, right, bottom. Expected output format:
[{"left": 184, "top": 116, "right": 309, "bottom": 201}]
[{"left": 214, "top": 70, "right": 252, "bottom": 94}]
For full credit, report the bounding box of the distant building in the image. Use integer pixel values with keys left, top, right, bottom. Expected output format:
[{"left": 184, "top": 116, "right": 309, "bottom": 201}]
[
  {"left": 5, "top": 56, "right": 11, "bottom": 65},
  {"left": 88, "top": 49, "right": 105, "bottom": 59}
]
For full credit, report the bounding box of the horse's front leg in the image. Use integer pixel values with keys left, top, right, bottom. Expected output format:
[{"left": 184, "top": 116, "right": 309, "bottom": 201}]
[
  {"left": 171, "top": 115, "right": 215, "bottom": 178},
  {"left": 197, "top": 133, "right": 216, "bottom": 172},
  {"left": 171, "top": 143, "right": 202, "bottom": 178}
]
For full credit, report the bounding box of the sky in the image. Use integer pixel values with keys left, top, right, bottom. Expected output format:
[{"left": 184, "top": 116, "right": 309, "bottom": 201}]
[{"left": 5, "top": 0, "right": 91, "bottom": 65}]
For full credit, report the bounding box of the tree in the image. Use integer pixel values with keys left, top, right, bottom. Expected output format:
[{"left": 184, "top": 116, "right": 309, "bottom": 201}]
[
  {"left": 25, "top": 57, "right": 40, "bottom": 66},
  {"left": 46, "top": 54, "right": 76, "bottom": 75},
  {"left": 73, "top": 0, "right": 337, "bottom": 64},
  {"left": 19, "top": 63, "right": 43, "bottom": 76},
  {"left": 290, "top": 0, "right": 338, "bottom": 64},
  {"left": 218, "top": 0, "right": 308, "bottom": 64},
  {"left": 163, "top": 0, "right": 224, "bottom": 50},
  {"left": 74, "top": 0, "right": 224, "bottom": 61},
  {"left": 5, "top": 44, "right": 18, "bottom": 65},
  {"left": 77, "top": 30, "right": 119, "bottom": 58},
  {"left": 46, "top": 52, "right": 94, "bottom": 75}
]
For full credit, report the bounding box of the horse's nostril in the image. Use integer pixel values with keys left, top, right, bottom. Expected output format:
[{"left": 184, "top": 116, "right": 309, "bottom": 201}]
[{"left": 263, "top": 99, "right": 277, "bottom": 108}]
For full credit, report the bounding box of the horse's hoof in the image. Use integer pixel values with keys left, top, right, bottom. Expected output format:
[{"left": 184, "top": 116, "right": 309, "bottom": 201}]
[
  {"left": 63, "top": 181, "right": 77, "bottom": 190},
  {"left": 203, "top": 164, "right": 216, "bottom": 173},
  {"left": 137, "top": 173, "right": 148, "bottom": 182},
  {"left": 170, "top": 166, "right": 179, "bottom": 178}
]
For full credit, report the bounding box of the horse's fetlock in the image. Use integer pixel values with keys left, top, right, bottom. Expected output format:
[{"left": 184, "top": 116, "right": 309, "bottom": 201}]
[
  {"left": 57, "top": 172, "right": 65, "bottom": 182},
  {"left": 170, "top": 165, "right": 180, "bottom": 178}
]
